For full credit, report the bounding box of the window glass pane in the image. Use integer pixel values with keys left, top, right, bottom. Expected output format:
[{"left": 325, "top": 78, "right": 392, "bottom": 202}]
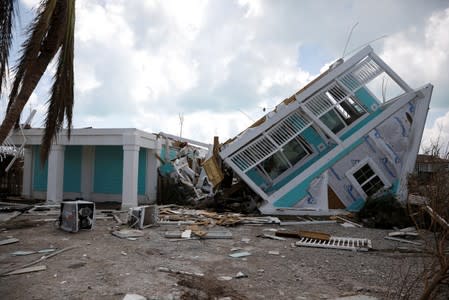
[
  {"left": 282, "top": 138, "right": 309, "bottom": 166},
  {"left": 354, "top": 164, "right": 375, "bottom": 184},
  {"left": 320, "top": 109, "right": 345, "bottom": 134},
  {"left": 339, "top": 98, "right": 366, "bottom": 125},
  {"left": 261, "top": 151, "right": 289, "bottom": 180},
  {"left": 362, "top": 176, "right": 384, "bottom": 196}
]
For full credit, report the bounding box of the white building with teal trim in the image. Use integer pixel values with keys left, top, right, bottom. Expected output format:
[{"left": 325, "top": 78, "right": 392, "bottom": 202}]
[
  {"left": 8, "top": 128, "right": 161, "bottom": 208},
  {"left": 220, "top": 46, "right": 433, "bottom": 215}
]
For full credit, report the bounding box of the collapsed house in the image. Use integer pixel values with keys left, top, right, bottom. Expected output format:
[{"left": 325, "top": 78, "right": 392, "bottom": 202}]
[
  {"left": 3, "top": 46, "right": 433, "bottom": 217},
  {"left": 219, "top": 46, "right": 433, "bottom": 215}
]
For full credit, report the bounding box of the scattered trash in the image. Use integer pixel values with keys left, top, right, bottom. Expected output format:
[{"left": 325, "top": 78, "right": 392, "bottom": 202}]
[
  {"left": 3, "top": 265, "right": 47, "bottom": 276},
  {"left": 235, "top": 271, "right": 248, "bottom": 278},
  {"left": 121, "top": 251, "right": 127, "bottom": 256},
  {"left": 241, "top": 238, "right": 250, "bottom": 243},
  {"left": 164, "top": 229, "right": 232, "bottom": 239},
  {"left": 0, "top": 237, "right": 19, "bottom": 246},
  {"left": 218, "top": 276, "right": 233, "bottom": 281},
  {"left": 268, "top": 250, "right": 280, "bottom": 255},
  {"left": 181, "top": 229, "right": 192, "bottom": 239},
  {"left": 229, "top": 251, "right": 251, "bottom": 258},
  {"left": 123, "top": 294, "right": 147, "bottom": 300},
  {"left": 157, "top": 266, "right": 204, "bottom": 277},
  {"left": 11, "top": 250, "right": 35, "bottom": 256},
  {"left": 38, "top": 248, "right": 57, "bottom": 254},
  {"left": 111, "top": 229, "right": 144, "bottom": 239}
]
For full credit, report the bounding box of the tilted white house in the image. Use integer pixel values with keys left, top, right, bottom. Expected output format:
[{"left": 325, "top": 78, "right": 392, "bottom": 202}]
[
  {"left": 8, "top": 128, "right": 161, "bottom": 208},
  {"left": 220, "top": 46, "right": 433, "bottom": 215}
]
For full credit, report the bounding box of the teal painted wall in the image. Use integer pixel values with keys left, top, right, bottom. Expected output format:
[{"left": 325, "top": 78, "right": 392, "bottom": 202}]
[
  {"left": 138, "top": 149, "right": 146, "bottom": 195},
  {"left": 355, "top": 87, "right": 379, "bottom": 112},
  {"left": 93, "top": 146, "right": 123, "bottom": 194},
  {"left": 63, "top": 146, "right": 82, "bottom": 193},
  {"left": 301, "top": 127, "right": 325, "bottom": 152},
  {"left": 32, "top": 146, "right": 48, "bottom": 191}
]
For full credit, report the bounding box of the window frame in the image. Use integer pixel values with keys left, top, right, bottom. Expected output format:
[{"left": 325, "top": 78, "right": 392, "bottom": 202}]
[
  {"left": 345, "top": 158, "right": 391, "bottom": 198},
  {"left": 256, "top": 136, "right": 313, "bottom": 184}
]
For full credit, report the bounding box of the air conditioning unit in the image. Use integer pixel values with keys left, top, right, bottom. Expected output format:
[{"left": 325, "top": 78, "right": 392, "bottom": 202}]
[
  {"left": 127, "top": 205, "right": 158, "bottom": 229},
  {"left": 59, "top": 201, "right": 95, "bottom": 232}
]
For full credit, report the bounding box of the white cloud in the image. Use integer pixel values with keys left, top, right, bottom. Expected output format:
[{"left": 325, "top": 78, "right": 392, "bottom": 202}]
[
  {"left": 422, "top": 111, "right": 449, "bottom": 154},
  {"left": 381, "top": 7, "right": 449, "bottom": 108},
  {"left": 7, "top": 0, "right": 449, "bottom": 146}
]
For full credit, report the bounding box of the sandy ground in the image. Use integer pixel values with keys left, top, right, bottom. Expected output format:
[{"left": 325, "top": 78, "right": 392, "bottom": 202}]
[{"left": 0, "top": 213, "right": 445, "bottom": 300}]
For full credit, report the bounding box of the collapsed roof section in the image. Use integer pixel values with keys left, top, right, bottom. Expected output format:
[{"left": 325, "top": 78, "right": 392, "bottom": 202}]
[{"left": 219, "top": 46, "right": 433, "bottom": 215}]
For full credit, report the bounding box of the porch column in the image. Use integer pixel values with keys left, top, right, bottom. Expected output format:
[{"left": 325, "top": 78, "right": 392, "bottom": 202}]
[
  {"left": 22, "top": 146, "right": 33, "bottom": 198},
  {"left": 146, "top": 148, "right": 160, "bottom": 202},
  {"left": 47, "top": 144, "right": 65, "bottom": 203},
  {"left": 81, "top": 146, "right": 94, "bottom": 200},
  {"left": 122, "top": 144, "right": 139, "bottom": 209}
]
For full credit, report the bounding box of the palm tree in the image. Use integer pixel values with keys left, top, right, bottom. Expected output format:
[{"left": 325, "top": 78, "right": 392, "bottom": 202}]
[{"left": 0, "top": 0, "right": 75, "bottom": 163}]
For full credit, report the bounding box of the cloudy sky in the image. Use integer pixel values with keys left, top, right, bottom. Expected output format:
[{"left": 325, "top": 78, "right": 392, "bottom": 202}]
[{"left": 3, "top": 0, "right": 449, "bottom": 151}]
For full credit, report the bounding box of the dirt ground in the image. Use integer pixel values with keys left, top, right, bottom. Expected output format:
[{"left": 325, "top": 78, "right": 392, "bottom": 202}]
[{"left": 0, "top": 212, "right": 446, "bottom": 300}]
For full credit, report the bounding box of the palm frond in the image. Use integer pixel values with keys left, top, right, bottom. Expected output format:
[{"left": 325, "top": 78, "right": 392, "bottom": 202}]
[
  {"left": 0, "top": 0, "right": 17, "bottom": 97},
  {"left": 40, "top": 0, "right": 75, "bottom": 163},
  {"left": 7, "top": 0, "right": 57, "bottom": 113}
]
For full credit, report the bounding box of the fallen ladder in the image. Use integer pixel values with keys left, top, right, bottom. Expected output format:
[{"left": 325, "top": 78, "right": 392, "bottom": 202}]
[{"left": 295, "top": 236, "right": 372, "bottom": 252}]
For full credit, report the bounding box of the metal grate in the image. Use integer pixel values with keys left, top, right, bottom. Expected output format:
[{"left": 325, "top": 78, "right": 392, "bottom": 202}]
[
  {"left": 339, "top": 56, "right": 383, "bottom": 92},
  {"left": 295, "top": 236, "right": 372, "bottom": 251},
  {"left": 230, "top": 135, "right": 277, "bottom": 171},
  {"left": 230, "top": 110, "right": 311, "bottom": 172},
  {"left": 267, "top": 111, "right": 311, "bottom": 146}
]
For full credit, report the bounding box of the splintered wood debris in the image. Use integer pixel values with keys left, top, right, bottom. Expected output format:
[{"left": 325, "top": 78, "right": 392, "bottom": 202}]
[{"left": 158, "top": 206, "right": 280, "bottom": 227}]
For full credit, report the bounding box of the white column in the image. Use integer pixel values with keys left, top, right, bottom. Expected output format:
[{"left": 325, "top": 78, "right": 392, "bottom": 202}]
[
  {"left": 47, "top": 144, "right": 65, "bottom": 203},
  {"left": 81, "top": 146, "right": 94, "bottom": 200},
  {"left": 146, "top": 148, "right": 160, "bottom": 203},
  {"left": 122, "top": 144, "right": 139, "bottom": 209},
  {"left": 22, "top": 146, "right": 33, "bottom": 198}
]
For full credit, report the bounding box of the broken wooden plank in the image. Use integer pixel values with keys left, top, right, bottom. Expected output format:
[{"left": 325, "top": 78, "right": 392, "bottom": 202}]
[
  {"left": 335, "top": 216, "right": 363, "bottom": 228},
  {"left": 165, "top": 229, "right": 232, "bottom": 239},
  {"left": 3, "top": 265, "right": 47, "bottom": 276},
  {"left": 384, "top": 236, "right": 423, "bottom": 245},
  {"left": 423, "top": 205, "right": 449, "bottom": 230},
  {"left": 11, "top": 250, "right": 36, "bottom": 256},
  {"left": 111, "top": 229, "right": 144, "bottom": 239},
  {"left": 275, "top": 230, "right": 331, "bottom": 241},
  {"left": 260, "top": 233, "right": 286, "bottom": 241},
  {"left": 158, "top": 266, "right": 204, "bottom": 277},
  {"left": 1, "top": 246, "right": 77, "bottom": 276},
  {"left": 0, "top": 238, "right": 19, "bottom": 246},
  {"left": 388, "top": 231, "right": 419, "bottom": 238},
  {"left": 112, "top": 214, "right": 123, "bottom": 224},
  {"left": 229, "top": 251, "right": 251, "bottom": 258},
  {"left": 280, "top": 220, "right": 336, "bottom": 225},
  {"left": 0, "top": 211, "right": 22, "bottom": 222}
]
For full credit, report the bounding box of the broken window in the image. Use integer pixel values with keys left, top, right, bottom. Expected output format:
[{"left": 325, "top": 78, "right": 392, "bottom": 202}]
[
  {"left": 314, "top": 84, "right": 366, "bottom": 134},
  {"left": 353, "top": 163, "right": 385, "bottom": 197},
  {"left": 258, "top": 137, "right": 312, "bottom": 181}
]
